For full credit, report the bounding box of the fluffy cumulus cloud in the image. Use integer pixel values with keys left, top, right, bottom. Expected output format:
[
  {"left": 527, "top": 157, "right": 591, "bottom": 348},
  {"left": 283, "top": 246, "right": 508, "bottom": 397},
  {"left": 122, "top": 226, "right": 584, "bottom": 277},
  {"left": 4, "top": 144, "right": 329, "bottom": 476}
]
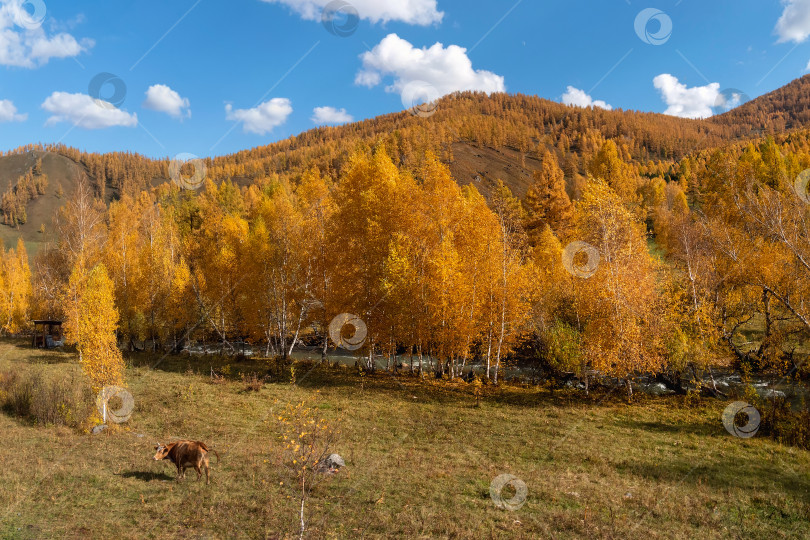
[
  {"left": 225, "top": 98, "right": 292, "bottom": 135},
  {"left": 261, "top": 0, "right": 442, "bottom": 25},
  {"left": 561, "top": 86, "right": 612, "bottom": 111},
  {"left": 355, "top": 33, "right": 505, "bottom": 103},
  {"left": 775, "top": 0, "right": 810, "bottom": 43},
  {"left": 41, "top": 92, "right": 138, "bottom": 129},
  {"left": 653, "top": 74, "right": 721, "bottom": 119},
  {"left": 143, "top": 84, "right": 191, "bottom": 119},
  {"left": 0, "top": 99, "right": 25, "bottom": 122},
  {"left": 311, "top": 106, "right": 353, "bottom": 125},
  {"left": 0, "top": 1, "right": 92, "bottom": 68}
]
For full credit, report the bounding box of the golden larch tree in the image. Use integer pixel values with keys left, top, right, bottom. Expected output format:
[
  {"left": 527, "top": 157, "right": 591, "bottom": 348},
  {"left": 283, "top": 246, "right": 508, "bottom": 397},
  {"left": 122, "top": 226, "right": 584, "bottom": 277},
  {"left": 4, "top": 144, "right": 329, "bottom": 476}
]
[{"left": 524, "top": 150, "right": 573, "bottom": 241}]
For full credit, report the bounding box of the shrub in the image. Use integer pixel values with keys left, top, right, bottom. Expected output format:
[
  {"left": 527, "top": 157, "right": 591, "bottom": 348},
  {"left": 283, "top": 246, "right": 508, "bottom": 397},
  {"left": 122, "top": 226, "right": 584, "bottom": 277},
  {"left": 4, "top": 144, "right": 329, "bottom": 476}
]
[
  {"left": 0, "top": 367, "right": 94, "bottom": 428},
  {"left": 209, "top": 368, "right": 226, "bottom": 385},
  {"left": 757, "top": 396, "right": 810, "bottom": 450},
  {"left": 1, "top": 369, "right": 33, "bottom": 417},
  {"left": 241, "top": 372, "right": 265, "bottom": 392},
  {"left": 264, "top": 356, "right": 292, "bottom": 381},
  {"left": 521, "top": 320, "right": 584, "bottom": 385}
]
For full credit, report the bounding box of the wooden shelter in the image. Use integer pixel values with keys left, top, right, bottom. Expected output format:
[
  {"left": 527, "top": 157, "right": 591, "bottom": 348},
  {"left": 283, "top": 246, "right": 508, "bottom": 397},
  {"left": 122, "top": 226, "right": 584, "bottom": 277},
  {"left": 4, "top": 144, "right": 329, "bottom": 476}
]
[{"left": 32, "top": 320, "right": 64, "bottom": 348}]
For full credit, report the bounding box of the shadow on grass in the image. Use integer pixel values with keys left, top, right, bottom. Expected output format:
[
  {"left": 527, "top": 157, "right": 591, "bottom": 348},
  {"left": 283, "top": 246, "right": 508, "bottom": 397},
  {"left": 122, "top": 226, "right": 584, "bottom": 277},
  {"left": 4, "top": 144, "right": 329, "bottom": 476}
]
[
  {"left": 25, "top": 352, "right": 73, "bottom": 365},
  {"left": 118, "top": 470, "right": 174, "bottom": 482},
  {"left": 124, "top": 349, "right": 693, "bottom": 412},
  {"left": 615, "top": 419, "right": 720, "bottom": 437},
  {"left": 617, "top": 456, "right": 810, "bottom": 500},
  {"left": 0, "top": 336, "right": 75, "bottom": 365},
  {"left": 128, "top": 350, "right": 272, "bottom": 376}
]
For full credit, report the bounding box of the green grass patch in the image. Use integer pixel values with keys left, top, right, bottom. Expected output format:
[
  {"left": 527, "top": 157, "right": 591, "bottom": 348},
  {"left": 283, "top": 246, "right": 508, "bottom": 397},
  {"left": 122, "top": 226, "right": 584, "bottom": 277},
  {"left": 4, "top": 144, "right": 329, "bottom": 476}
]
[{"left": 0, "top": 340, "right": 807, "bottom": 538}]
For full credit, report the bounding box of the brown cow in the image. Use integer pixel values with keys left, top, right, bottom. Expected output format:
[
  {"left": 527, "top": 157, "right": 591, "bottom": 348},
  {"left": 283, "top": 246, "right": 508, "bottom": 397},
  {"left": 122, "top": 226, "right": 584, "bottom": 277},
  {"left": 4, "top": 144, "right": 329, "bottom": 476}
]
[{"left": 153, "top": 440, "right": 219, "bottom": 484}]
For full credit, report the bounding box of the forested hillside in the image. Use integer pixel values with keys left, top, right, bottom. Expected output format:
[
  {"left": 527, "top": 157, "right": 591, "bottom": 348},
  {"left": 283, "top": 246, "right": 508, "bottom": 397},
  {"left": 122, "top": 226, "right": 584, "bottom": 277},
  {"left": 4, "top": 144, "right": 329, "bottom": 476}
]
[
  {"left": 5, "top": 74, "right": 810, "bottom": 232},
  {"left": 709, "top": 74, "right": 810, "bottom": 133}
]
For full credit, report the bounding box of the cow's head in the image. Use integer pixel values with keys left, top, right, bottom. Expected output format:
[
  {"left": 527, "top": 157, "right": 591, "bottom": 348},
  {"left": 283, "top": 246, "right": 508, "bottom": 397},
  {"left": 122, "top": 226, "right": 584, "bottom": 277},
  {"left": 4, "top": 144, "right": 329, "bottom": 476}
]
[{"left": 153, "top": 443, "right": 171, "bottom": 460}]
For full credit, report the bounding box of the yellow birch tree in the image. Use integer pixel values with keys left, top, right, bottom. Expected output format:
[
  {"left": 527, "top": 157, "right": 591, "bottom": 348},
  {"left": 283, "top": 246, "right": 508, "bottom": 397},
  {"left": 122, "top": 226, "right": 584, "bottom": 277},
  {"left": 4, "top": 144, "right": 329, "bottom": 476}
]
[{"left": 64, "top": 262, "right": 125, "bottom": 391}]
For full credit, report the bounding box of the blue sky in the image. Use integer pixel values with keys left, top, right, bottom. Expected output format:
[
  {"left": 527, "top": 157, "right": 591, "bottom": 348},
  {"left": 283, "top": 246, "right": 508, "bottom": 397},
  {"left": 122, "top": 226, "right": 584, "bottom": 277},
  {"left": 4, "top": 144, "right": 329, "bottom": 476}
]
[{"left": 1, "top": 0, "right": 810, "bottom": 159}]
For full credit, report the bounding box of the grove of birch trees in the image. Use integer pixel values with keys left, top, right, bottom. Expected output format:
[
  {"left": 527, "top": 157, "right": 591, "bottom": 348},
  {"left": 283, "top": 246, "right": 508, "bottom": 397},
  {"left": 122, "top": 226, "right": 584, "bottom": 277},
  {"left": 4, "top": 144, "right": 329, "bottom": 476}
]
[{"left": 5, "top": 134, "right": 810, "bottom": 393}]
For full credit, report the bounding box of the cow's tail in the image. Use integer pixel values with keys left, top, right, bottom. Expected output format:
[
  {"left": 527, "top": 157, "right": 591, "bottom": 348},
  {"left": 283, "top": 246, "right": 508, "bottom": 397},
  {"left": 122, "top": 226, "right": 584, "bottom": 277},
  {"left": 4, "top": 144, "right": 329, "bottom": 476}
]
[{"left": 200, "top": 442, "right": 219, "bottom": 463}]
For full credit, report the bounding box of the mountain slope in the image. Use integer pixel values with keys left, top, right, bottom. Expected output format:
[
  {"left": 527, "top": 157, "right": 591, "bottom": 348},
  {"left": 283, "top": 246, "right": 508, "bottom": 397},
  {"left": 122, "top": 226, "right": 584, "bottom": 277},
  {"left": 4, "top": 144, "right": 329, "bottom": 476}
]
[
  {"left": 0, "top": 150, "right": 91, "bottom": 253},
  {"left": 3, "top": 76, "right": 810, "bottom": 247},
  {"left": 709, "top": 74, "right": 810, "bottom": 133}
]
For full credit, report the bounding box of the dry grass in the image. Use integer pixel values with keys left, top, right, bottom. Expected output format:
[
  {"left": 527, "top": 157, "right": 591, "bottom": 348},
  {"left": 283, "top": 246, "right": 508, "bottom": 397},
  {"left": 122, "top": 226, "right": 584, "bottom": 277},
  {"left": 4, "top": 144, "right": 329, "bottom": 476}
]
[
  {"left": 0, "top": 339, "right": 807, "bottom": 539},
  {"left": 0, "top": 353, "right": 93, "bottom": 428}
]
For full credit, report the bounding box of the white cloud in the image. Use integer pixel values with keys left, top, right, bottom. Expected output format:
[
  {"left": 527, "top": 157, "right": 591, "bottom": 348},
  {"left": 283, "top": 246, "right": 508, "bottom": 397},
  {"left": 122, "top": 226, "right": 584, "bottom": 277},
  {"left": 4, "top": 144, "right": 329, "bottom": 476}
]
[
  {"left": 653, "top": 74, "right": 721, "bottom": 119},
  {"left": 261, "top": 0, "right": 442, "bottom": 25},
  {"left": 561, "top": 86, "right": 612, "bottom": 110},
  {"left": 0, "top": 1, "right": 92, "bottom": 68},
  {"left": 355, "top": 33, "right": 505, "bottom": 103},
  {"left": 225, "top": 98, "right": 292, "bottom": 135},
  {"left": 0, "top": 99, "right": 25, "bottom": 122},
  {"left": 775, "top": 0, "right": 810, "bottom": 43},
  {"left": 41, "top": 92, "right": 138, "bottom": 129},
  {"left": 311, "top": 106, "right": 353, "bottom": 125},
  {"left": 143, "top": 84, "right": 191, "bottom": 119}
]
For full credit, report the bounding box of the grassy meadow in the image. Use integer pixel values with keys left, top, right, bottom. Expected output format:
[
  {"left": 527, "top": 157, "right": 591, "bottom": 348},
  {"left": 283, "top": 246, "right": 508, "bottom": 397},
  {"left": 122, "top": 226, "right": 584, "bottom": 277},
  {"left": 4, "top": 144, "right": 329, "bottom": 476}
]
[{"left": 0, "top": 339, "right": 808, "bottom": 539}]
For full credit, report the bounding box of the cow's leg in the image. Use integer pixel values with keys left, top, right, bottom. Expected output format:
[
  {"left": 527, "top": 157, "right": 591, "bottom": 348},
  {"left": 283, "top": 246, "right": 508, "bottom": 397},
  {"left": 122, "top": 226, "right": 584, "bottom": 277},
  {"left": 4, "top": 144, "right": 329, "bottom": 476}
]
[
  {"left": 204, "top": 456, "right": 210, "bottom": 485},
  {"left": 194, "top": 463, "right": 202, "bottom": 481},
  {"left": 175, "top": 464, "right": 182, "bottom": 481}
]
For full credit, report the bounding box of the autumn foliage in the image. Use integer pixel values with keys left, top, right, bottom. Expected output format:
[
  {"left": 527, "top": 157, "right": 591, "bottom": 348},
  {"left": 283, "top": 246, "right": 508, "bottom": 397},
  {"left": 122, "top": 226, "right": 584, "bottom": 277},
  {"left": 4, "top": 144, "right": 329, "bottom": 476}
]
[
  {"left": 0, "top": 239, "right": 32, "bottom": 334},
  {"left": 6, "top": 84, "right": 810, "bottom": 397},
  {"left": 62, "top": 262, "right": 125, "bottom": 391}
]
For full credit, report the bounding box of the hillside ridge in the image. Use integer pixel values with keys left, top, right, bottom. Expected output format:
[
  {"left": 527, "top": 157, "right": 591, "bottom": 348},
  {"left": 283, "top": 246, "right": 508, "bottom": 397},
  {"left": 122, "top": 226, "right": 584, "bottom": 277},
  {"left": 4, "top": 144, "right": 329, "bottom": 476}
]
[{"left": 3, "top": 75, "right": 810, "bottom": 247}]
